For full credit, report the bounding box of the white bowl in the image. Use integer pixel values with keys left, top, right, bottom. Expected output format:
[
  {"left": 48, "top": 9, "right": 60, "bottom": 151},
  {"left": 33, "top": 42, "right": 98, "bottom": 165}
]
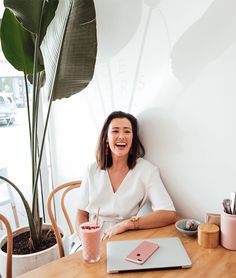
[{"left": 175, "top": 219, "right": 201, "bottom": 236}]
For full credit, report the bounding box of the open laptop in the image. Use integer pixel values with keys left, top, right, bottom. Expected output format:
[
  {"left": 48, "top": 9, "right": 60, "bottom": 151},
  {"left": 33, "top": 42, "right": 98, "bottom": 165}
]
[{"left": 106, "top": 237, "right": 192, "bottom": 273}]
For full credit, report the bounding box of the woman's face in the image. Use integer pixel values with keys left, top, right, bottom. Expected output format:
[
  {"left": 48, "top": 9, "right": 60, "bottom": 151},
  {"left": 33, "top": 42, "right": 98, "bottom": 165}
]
[{"left": 107, "top": 117, "right": 133, "bottom": 159}]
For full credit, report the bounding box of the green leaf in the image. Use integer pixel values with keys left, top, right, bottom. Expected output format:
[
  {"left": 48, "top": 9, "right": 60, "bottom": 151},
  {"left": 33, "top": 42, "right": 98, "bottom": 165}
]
[
  {"left": 0, "top": 9, "right": 35, "bottom": 74},
  {"left": 40, "top": 0, "right": 59, "bottom": 44},
  {"left": 41, "top": 0, "right": 97, "bottom": 100},
  {"left": 4, "top": 0, "right": 44, "bottom": 34}
]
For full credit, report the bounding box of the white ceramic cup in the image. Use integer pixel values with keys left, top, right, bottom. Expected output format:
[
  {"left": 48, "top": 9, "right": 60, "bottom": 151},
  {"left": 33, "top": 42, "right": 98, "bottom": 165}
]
[{"left": 221, "top": 212, "right": 236, "bottom": 250}]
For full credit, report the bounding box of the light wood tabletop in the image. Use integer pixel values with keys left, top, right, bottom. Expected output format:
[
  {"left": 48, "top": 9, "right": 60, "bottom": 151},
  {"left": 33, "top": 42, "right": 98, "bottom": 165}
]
[{"left": 18, "top": 223, "right": 236, "bottom": 278}]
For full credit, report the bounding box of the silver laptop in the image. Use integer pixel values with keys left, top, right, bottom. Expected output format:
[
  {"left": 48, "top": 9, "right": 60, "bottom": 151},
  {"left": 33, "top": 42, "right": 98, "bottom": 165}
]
[{"left": 106, "top": 237, "right": 192, "bottom": 273}]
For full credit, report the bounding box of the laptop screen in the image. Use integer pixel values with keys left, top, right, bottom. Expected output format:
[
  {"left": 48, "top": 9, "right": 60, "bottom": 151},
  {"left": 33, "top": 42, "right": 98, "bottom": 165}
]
[{"left": 106, "top": 237, "right": 192, "bottom": 273}]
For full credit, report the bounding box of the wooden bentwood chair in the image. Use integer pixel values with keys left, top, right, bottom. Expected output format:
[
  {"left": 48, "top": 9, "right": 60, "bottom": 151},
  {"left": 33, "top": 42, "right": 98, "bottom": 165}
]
[
  {"left": 47, "top": 180, "right": 81, "bottom": 258},
  {"left": 0, "top": 214, "right": 13, "bottom": 278}
]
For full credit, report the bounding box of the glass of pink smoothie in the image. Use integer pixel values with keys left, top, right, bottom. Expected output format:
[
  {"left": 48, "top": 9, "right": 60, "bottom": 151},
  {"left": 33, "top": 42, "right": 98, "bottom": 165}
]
[{"left": 79, "top": 222, "right": 101, "bottom": 263}]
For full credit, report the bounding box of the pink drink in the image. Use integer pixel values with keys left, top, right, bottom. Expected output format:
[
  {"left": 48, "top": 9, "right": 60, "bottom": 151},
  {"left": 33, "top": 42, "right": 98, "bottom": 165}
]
[{"left": 80, "top": 222, "right": 101, "bottom": 263}]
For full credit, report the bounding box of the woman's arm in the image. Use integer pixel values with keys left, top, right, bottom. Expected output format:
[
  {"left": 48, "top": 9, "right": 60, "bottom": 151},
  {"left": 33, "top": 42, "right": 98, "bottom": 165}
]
[
  {"left": 103, "top": 210, "right": 176, "bottom": 239},
  {"left": 76, "top": 209, "right": 89, "bottom": 230},
  {"left": 127, "top": 210, "right": 176, "bottom": 230}
]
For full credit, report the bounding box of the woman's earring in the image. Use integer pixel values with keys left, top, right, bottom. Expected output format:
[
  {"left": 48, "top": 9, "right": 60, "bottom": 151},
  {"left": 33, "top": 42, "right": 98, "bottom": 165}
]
[
  {"left": 106, "top": 142, "right": 109, "bottom": 155},
  {"left": 105, "top": 142, "right": 109, "bottom": 168}
]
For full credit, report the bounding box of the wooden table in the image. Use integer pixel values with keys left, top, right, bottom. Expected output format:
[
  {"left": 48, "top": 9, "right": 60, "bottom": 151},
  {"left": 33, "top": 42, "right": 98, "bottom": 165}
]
[{"left": 18, "top": 224, "right": 236, "bottom": 278}]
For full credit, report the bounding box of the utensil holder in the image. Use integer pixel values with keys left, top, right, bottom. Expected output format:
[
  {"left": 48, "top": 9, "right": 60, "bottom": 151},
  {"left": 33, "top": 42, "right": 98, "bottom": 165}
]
[{"left": 221, "top": 212, "right": 236, "bottom": 250}]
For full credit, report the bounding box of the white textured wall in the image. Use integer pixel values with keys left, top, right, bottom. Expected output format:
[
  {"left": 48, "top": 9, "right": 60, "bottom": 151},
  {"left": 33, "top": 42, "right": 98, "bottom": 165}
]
[{"left": 50, "top": 0, "right": 236, "bottom": 230}]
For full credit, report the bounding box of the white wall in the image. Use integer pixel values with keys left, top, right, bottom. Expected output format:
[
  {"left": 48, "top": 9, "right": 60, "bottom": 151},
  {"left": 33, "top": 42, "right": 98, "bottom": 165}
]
[{"left": 49, "top": 0, "right": 236, "bottom": 230}]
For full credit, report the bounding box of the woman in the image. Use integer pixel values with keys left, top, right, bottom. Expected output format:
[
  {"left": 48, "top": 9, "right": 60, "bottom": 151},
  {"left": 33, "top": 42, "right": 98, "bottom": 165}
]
[{"left": 77, "top": 111, "right": 176, "bottom": 239}]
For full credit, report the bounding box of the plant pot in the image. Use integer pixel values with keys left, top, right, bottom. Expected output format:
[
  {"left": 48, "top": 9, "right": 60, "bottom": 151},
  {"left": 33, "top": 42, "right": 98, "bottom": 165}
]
[{"left": 0, "top": 223, "right": 66, "bottom": 278}]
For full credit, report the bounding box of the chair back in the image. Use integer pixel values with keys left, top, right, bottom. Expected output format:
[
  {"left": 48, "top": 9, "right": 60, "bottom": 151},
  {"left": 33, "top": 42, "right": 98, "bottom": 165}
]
[
  {"left": 0, "top": 214, "right": 13, "bottom": 278},
  {"left": 47, "top": 181, "right": 81, "bottom": 258}
]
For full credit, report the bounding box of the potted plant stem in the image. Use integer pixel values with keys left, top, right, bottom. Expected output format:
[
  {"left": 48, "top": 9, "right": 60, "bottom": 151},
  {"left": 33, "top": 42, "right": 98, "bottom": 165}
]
[{"left": 0, "top": 0, "right": 97, "bottom": 276}]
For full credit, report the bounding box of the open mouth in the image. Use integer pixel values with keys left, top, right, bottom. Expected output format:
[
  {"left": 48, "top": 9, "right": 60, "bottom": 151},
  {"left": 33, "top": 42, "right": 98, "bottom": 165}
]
[{"left": 115, "top": 142, "right": 127, "bottom": 148}]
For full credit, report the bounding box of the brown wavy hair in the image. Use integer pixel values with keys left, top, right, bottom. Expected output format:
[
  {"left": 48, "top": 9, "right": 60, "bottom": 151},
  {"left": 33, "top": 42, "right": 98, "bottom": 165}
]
[{"left": 96, "top": 111, "right": 145, "bottom": 169}]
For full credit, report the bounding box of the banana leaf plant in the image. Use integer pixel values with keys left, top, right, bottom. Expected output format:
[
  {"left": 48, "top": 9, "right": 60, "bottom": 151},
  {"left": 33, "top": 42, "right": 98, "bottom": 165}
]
[{"left": 0, "top": 0, "right": 97, "bottom": 251}]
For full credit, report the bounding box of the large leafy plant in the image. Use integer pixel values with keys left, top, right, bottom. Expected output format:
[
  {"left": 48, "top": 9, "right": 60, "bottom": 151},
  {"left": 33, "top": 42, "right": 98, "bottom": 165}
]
[{"left": 0, "top": 0, "right": 97, "bottom": 251}]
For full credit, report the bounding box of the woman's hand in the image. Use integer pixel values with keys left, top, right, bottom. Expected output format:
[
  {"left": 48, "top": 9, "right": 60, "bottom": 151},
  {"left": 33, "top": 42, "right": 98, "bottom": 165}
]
[{"left": 102, "top": 219, "right": 132, "bottom": 240}]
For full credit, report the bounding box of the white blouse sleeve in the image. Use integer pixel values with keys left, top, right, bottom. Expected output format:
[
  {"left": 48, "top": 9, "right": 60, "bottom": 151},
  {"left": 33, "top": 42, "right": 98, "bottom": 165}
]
[
  {"left": 77, "top": 165, "right": 90, "bottom": 211},
  {"left": 145, "top": 167, "right": 175, "bottom": 211}
]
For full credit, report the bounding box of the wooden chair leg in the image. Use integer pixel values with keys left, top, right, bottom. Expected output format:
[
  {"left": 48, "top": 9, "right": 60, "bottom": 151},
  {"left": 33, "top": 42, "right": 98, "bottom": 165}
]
[{"left": 0, "top": 214, "right": 13, "bottom": 278}]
